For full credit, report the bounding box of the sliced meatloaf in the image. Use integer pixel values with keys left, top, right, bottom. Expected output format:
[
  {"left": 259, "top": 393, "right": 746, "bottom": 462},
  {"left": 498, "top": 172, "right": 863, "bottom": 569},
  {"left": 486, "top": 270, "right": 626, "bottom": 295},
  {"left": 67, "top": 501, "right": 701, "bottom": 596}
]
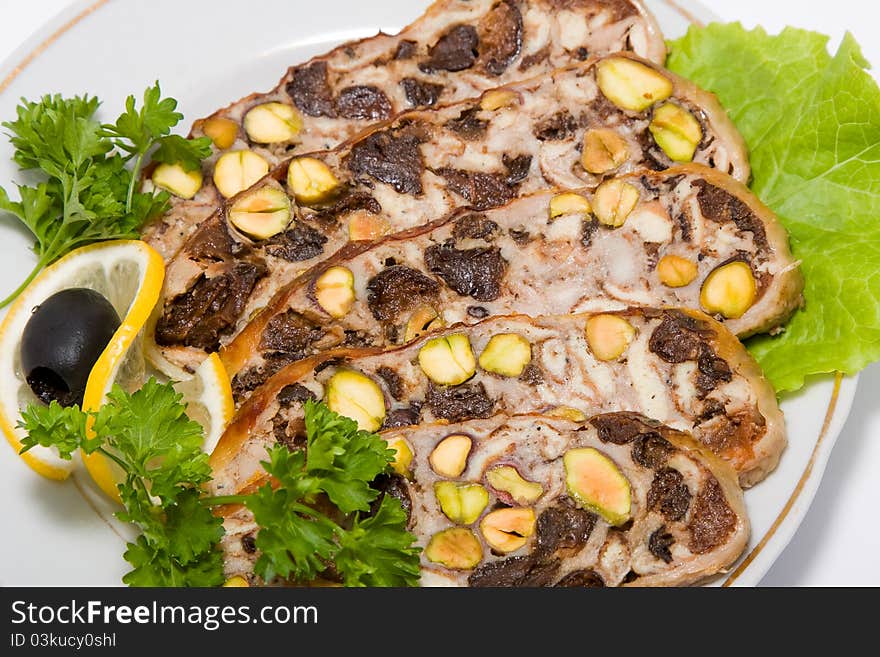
[
  {"left": 220, "top": 165, "right": 801, "bottom": 389},
  {"left": 219, "top": 412, "right": 749, "bottom": 587},
  {"left": 209, "top": 309, "right": 785, "bottom": 493},
  {"left": 143, "top": 0, "right": 666, "bottom": 260},
  {"left": 151, "top": 55, "right": 749, "bottom": 375}
]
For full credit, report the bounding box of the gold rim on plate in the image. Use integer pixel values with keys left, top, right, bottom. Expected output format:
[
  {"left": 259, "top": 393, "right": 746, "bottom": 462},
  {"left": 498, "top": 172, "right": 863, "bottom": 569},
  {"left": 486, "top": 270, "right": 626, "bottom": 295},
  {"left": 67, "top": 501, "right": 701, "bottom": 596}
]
[{"left": 0, "top": 0, "right": 850, "bottom": 587}]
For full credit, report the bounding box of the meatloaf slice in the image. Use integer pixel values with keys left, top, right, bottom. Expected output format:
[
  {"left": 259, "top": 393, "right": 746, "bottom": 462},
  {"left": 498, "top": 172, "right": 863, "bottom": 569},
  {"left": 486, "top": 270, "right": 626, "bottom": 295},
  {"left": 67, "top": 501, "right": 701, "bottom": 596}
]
[{"left": 219, "top": 412, "right": 749, "bottom": 587}]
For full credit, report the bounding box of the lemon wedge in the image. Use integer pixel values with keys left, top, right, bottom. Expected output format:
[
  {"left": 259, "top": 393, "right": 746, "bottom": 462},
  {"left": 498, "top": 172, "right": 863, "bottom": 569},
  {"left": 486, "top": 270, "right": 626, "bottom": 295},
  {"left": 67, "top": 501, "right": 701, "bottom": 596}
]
[
  {"left": 0, "top": 241, "right": 164, "bottom": 481},
  {"left": 173, "top": 353, "right": 234, "bottom": 457}
]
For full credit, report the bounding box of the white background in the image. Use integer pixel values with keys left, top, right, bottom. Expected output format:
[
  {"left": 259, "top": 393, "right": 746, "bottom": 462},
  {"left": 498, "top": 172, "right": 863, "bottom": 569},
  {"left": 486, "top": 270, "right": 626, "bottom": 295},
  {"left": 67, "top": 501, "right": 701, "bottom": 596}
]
[{"left": 0, "top": 0, "right": 877, "bottom": 586}]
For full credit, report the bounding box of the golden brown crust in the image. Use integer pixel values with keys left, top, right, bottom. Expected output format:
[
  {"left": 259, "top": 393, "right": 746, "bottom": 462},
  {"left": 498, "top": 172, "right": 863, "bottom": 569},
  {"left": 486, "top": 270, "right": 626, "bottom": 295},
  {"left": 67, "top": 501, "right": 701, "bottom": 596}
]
[
  {"left": 212, "top": 309, "right": 785, "bottom": 489},
  {"left": 610, "top": 53, "right": 750, "bottom": 183},
  {"left": 218, "top": 411, "right": 748, "bottom": 587},
  {"left": 219, "top": 163, "right": 800, "bottom": 382},
  {"left": 671, "top": 165, "right": 805, "bottom": 339},
  {"left": 686, "top": 307, "right": 787, "bottom": 487},
  {"left": 630, "top": 427, "right": 750, "bottom": 586}
]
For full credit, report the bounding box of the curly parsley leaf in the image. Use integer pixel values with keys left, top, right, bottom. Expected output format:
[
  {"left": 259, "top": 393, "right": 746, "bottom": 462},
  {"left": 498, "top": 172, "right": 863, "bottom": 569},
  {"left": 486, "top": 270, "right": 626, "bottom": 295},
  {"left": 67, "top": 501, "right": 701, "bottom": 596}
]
[
  {"left": 336, "top": 495, "right": 423, "bottom": 587},
  {"left": 248, "top": 477, "right": 340, "bottom": 583},
  {"left": 18, "top": 379, "right": 224, "bottom": 587},
  {"left": 303, "top": 399, "right": 393, "bottom": 513},
  {"left": 17, "top": 400, "right": 94, "bottom": 459},
  {"left": 152, "top": 134, "right": 212, "bottom": 172},
  {"left": 668, "top": 24, "right": 880, "bottom": 391},
  {"left": 19, "top": 387, "right": 419, "bottom": 587},
  {"left": 93, "top": 378, "right": 210, "bottom": 505},
  {"left": 0, "top": 83, "right": 209, "bottom": 308},
  {"left": 243, "top": 401, "right": 421, "bottom": 587},
  {"left": 122, "top": 533, "right": 225, "bottom": 588}
]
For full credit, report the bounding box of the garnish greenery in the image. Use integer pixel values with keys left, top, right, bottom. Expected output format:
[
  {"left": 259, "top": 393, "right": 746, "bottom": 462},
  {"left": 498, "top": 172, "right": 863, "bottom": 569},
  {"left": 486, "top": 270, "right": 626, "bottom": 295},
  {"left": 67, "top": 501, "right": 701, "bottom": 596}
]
[
  {"left": 19, "top": 386, "right": 420, "bottom": 587},
  {"left": 220, "top": 400, "right": 422, "bottom": 587},
  {"left": 20, "top": 379, "right": 224, "bottom": 586},
  {"left": 668, "top": 24, "right": 880, "bottom": 392},
  {"left": 0, "top": 83, "right": 211, "bottom": 308}
]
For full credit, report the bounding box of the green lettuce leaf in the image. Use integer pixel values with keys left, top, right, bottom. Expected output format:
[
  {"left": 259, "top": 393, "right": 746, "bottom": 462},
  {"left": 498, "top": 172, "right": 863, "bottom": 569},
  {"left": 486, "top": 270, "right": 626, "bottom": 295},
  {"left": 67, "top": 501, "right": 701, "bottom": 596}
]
[{"left": 667, "top": 24, "right": 880, "bottom": 392}]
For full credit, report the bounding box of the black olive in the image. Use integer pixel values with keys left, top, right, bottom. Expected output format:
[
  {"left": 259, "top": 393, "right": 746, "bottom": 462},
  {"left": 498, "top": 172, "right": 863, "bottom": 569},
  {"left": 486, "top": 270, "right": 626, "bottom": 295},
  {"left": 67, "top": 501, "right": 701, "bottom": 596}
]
[{"left": 20, "top": 288, "right": 121, "bottom": 407}]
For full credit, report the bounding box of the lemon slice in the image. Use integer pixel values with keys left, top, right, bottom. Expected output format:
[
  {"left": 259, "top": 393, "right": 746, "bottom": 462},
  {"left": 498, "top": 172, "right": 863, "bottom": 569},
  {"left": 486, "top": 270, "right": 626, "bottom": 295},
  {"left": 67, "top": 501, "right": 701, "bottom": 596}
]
[
  {"left": 0, "top": 241, "right": 164, "bottom": 481},
  {"left": 172, "top": 353, "right": 234, "bottom": 456}
]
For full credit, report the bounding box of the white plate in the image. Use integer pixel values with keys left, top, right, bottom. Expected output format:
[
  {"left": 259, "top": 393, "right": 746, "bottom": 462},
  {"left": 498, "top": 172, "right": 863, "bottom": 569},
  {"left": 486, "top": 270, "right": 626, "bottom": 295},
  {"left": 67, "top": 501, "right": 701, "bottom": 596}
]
[{"left": 0, "top": 0, "right": 858, "bottom": 586}]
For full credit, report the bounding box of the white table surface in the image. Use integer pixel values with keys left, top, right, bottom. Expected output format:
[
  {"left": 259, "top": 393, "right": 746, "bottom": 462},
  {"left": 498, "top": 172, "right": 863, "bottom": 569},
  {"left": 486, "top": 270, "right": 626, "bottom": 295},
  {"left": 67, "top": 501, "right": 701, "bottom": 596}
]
[{"left": 0, "top": 0, "right": 877, "bottom": 587}]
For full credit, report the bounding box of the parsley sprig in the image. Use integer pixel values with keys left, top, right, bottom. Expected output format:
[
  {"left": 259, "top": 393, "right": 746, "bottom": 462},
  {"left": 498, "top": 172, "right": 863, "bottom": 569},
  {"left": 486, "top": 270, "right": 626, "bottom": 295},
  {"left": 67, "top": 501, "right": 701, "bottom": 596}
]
[
  {"left": 19, "top": 384, "right": 421, "bottom": 587},
  {"left": 0, "top": 83, "right": 211, "bottom": 308},
  {"left": 20, "top": 379, "right": 224, "bottom": 586},
  {"left": 212, "top": 401, "right": 422, "bottom": 586}
]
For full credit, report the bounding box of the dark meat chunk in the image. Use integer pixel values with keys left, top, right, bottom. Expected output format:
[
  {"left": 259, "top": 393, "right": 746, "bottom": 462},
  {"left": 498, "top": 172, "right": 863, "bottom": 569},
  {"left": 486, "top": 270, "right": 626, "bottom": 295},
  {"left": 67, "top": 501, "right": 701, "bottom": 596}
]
[
  {"left": 370, "top": 473, "right": 412, "bottom": 523},
  {"left": 469, "top": 556, "right": 560, "bottom": 587},
  {"left": 395, "top": 40, "right": 417, "bottom": 59},
  {"left": 424, "top": 243, "right": 507, "bottom": 301},
  {"left": 343, "top": 330, "right": 372, "bottom": 348},
  {"left": 420, "top": 24, "right": 479, "bottom": 72},
  {"left": 426, "top": 382, "right": 494, "bottom": 422},
  {"left": 693, "top": 180, "right": 767, "bottom": 248},
  {"left": 519, "top": 363, "right": 543, "bottom": 385},
  {"left": 400, "top": 77, "right": 444, "bottom": 107},
  {"left": 347, "top": 128, "right": 425, "bottom": 195},
  {"left": 259, "top": 310, "right": 322, "bottom": 355},
  {"left": 445, "top": 107, "right": 489, "bottom": 140},
  {"left": 581, "top": 218, "right": 600, "bottom": 248},
  {"left": 453, "top": 213, "right": 499, "bottom": 241},
  {"left": 366, "top": 265, "right": 440, "bottom": 322},
  {"left": 503, "top": 153, "right": 532, "bottom": 185},
  {"left": 675, "top": 212, "right": 692, "bottom": 242},
  {"left": 437, "top": 168, "right": 513, "bottom": 209},
  {"left": 535, "top": 111, "right": 579, "bottom": 141},
  {"left": 287, "top": 61, "right": 335, "bottom": 117},
  {"left": 555, "top": 569, "right": 605, "bottom": 587},
  {"left": 272, "top": 412, "right": 291, "bottom": 445},
  {"left": 699, "top": 398, "right": 726, "bottom": 422},
  {"left": 648, "top": 311, "right": 713, "bottom": 363},
  {"left": 265, "top": 222, "right": 327, "bottom": 262},
  {"left": 278, "top": 383, "right": 317, "bottom": 407},
  {"left": 688, "top": 479, "right": 737, "bottom": 554},
  {"left": 187, "top": 219, "right": 235, "bottom": 261},
  {"left": 648, "top": 467, "right": 692, "bottom": 521},
  {"left": 591, "top": 413, "right": 651, "bottom": 444},
  {"left": 649, "top": 526, "right": 675, "bottom": 563},
  {"left": 231, "top": 367, "right": 266, "bottom": 400},
  {"left": 509, "top": 227, "right": 531, "bottom": 244},
  {"left": 648, "top": 312, "right": 731, "bottom": 395},
  {"left": 535, "top": 505, "right": 597, "bottom": 557},
  {"left": 155, "top": 261, "right": 266, "bottom": 350},
  {"left": 241, "top": 534, "right": 257, "bottom": 554},
  {"left": 467, "top": 305, "right": 489, "bottom": 319},
  {"left": 376, "top": 366, "right": 404, "bottom": 400},
  {"left": 477, "top": 0, "right": 523, "bottom": 75},
  {"left": 696, "top": 348, "right": 732, "bottom": 396},
  {"left": 231, "top": 356, "right": 294, "bottom": 401},
  {"left": 335, "top": 85, "right": 392, "bottom": 121},
  {"left": 631, "top": 432, "right": 674, "bottom": 469},
  {"left": 382, "top": 405, "right": 421, "bottom": 429}
]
